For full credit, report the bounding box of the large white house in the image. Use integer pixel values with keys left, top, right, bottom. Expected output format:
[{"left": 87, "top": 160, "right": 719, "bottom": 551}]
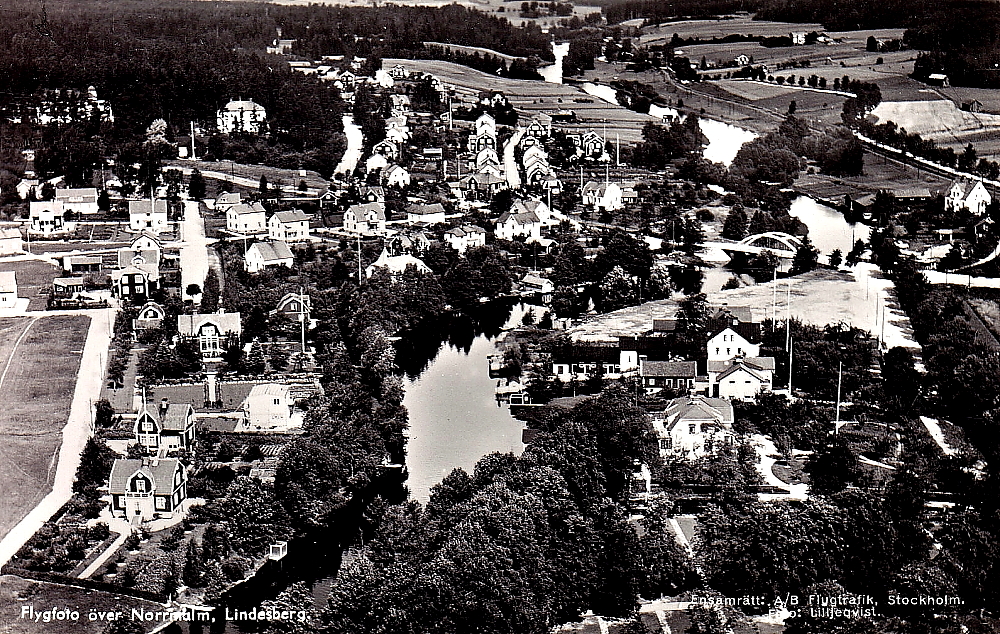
[
  {"left": 582, "top": 181, "right": 623, "bottom": 212},
  {"left": 177, "top": 312, "right": 242, "bottom": 360},
  {"left": 707, "top": 327, "right": 760, "bottom": 362},
  {"left": 268, "top": 210, "right": 311, "bottom": 242},
  {"left": 128, "top": 199, "right": 169, "bottom": 234},
  {"left": 29, "top": 201, "right": 70, "bottom": 236},
  {"left": 444, "top": 224, "right": 487, "bottom": 253},
  {"left": 707, "top": 356, "right": 775, "bottom": 400},
  {"left": 495, "top": 209, "right": 541, "bottom": 241},
  {"left": 0, "top": 228, "right": 23, "bottom": 255},
  {"left": 245, "top": 240, "right": 294, "bottom": 273},
  {"left": 652, "top": 396, "right": 736, "bottom": 459},
  {"left": 242, "top": 383, "right": 294, "bottom": 430},
  {"left": 217, "top": 99, "right": 267, "bottom": 134},
  {"left": 344, "top": 203, "right": 387, "bottom": 235},
  {"left": 226, "top": 202, "right": 268, "bottom": 234},
  {"left": 945, "top": 177, "right": 992, "bottom": 215},
  {"left": 406, "top": 203, "right": 447, "bottom": 225},
  {"left": 55, "top": 188, "right": 99, "bottom": 216}
]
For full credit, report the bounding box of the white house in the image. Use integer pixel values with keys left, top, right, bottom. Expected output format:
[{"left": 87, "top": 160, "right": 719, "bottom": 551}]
[
  {"left": 29, "top": 201, "right": 69, "bottom": 235},
  {"left": 495, "top": 210, "right": 541, "bottom": 241},
  {"left": 0, "top": 228, "right": 23, "bottom": 255},
  {"left": 226, "top": 202, "right": 268, "bottom": 234},
  {"left": 707, "top": 327, "right": 760, "bottom": 361},
  {"left": 406, "top": 203, "right": 447, "bottom": 225},
  {"left": 243, "top": 383, "right": 294, "bottom": 430},
  {"left": 268, "top": 210, "right": 311, "bottom": 242},
  {"left": 128, "top": 199, "right": 169, "bottom": 234},
  {"left": 652, "top": 396, "right": 736, "bottom": 459},
  {"left": 344, "top": 202, "right": 387, "bottom": 235},
  {"left": 707, "top": 356, "right": 775, "bottom": 400},
  {"left": 245, "top": 240, "right": 294, "bottom": 273},
  {"left": 214, "top": 192, "right": 243, "bottom": 213},
  {"left": 582, "top": 182, "right": 623, "bottom": 211},
  {"left": 384, "top": 164, "right": 410, "bottom": 188},
  {"left": 177, "top": 312, "right": 242, "bottom": 360},
  {"left": 0, "top": 271, "right": 16, "bottom": 306},
  {"left": 444, "top": 224, "right": 487, "bottom": 253},
  {"left": 510, "top": 199, "right": 552, "bottom": 226},
  {"left": 365, "top": 248, "right": 432, "bottom": 278},
  {"left": 945, "top": 178, "right": 992, "bottom": 216},
  {"left": 217, "top": 99, "right": 267, "bottom": 134},
  {"left": 55, "top": 188, "right": 99, "bottom": 216},
  {"left": 365, "top": 153, "right": 389, "bottom": 174},
  {"left": 372, "top": 139, "right": 399, "bottom": 160}
]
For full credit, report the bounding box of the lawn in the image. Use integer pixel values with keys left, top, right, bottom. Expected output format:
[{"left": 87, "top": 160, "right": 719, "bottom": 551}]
[
  {"left": 0, "top": 259, "right": 61, "bottom": 310},
  {"left": 0, "top": 574, "right": 162, "bottom": 634},
  {"left": 0, "top": 315, "right": 90, "bottom": 541}
]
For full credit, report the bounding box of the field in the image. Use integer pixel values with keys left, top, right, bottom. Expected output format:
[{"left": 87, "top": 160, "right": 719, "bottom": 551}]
[
  {"left": 795, "top": 152, "right": 950, "bottom": 201},
  {"left": 569, "top": 267, "right": 918, "bottom": 352},
  {"left": 0, "top": 315, "right": 90, "bottom": 541},
  {"left": 640, "top": 17, "right": 826, "bottom": 43},
  {"left": 387, "top": 58, "right": 659, "bottom": 142},
  {"left": 0, "top": 259, "right": 61, "bottom": 311}
]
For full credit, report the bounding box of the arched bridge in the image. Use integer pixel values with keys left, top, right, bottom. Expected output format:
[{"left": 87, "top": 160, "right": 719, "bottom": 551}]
[{"left": 705, "top": 231, "right": 802, "bottom": 258}]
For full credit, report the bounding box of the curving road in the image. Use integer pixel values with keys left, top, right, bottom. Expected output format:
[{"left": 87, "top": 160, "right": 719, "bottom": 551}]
[{"left": 503, "top": 127, "right": 525, "bottom": 190}]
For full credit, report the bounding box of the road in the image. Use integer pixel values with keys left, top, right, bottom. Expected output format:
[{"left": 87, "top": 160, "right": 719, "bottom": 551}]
[
  {"left": 503, "top": 127, "right": 524, "bottom": 189},
  {"left": 180, "top": 199, "right": 210, "bottom": 303},
  {"left": 0, "top": 307, "right": 115, "bottom": 569},
  {"left": 336, "top": 114, "right": 364, "bottom": 176}
]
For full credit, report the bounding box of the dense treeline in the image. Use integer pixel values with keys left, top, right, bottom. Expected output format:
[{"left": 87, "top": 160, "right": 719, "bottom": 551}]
[
  {"left": 323, "top": 388, "right": 691, "bottom": 634},
  {"left": 601, "top": 0, "right": 757, "bottom": 26},
  {"left": 903, "top": 2, "right": 1000, "bottom": 87},
  {"left": 755, "top": 0, "right": 939, "bottom": 31}
]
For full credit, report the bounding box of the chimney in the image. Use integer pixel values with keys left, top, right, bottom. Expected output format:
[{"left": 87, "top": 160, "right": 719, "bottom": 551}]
[{"left": 159, "top": 397, "right": 169, "bottom": 417}]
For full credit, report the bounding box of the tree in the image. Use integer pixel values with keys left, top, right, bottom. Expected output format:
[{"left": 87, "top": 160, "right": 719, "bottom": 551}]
[
  {"left": 97, "top": 189, "right": 111, "bottom": 212},
  {"left": 829, "top": 248, "right": 843, "bottom": 268},
  {"left": 94, "top": 398, "right": 115, "bottom": 427},
  {"left": 201, "top": 268, "right": 220, "bottom": 312},
  {"left": 721, "top": 205, "right": 748, "bottom": 240},
  {"left": 183, "top": 539, "right": 205, "bottom": 588},
  {"left": 74, "top": 437, "right": 118, "bottom": 494},
  {"left": 790, "top": 235, "right": 819, "bottom": 275},
  {"left": 787, "top": 99, "right": 797, "bottom": 115},
  {"left": 185, "top": 283, "right": 201, "bottom": 297},
  {"left": 599, "top": 266, "right": 639, "bottom": 312},
  {"left": 188, "top": 169, "right": 206, "bottom": 200},
  {"left": 40, "top": 182, "right": 56, "bottom": 200},
  {"left": 244, "top": 340, "right": 266, "bottom": 375},
  {"left": 806, "top": 436, "right": 858, "bottom": 494},
  {"left": 259, "top": 175, "right": 270, "bottom": 195}
]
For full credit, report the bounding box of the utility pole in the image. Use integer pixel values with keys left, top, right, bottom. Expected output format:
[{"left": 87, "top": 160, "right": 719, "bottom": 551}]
[
  {"left": 785, "top": 280, "right": 791, "bottom": 352},
  {"left": 834, "top": 360, "right": 842, "bottom": 430},
  {"left": 357, "top": 235, "right": 363, "bottom": 284},
  {"left": 190, "top": 121, "right": 196, "bottom": 160},
  {"left": 787, "top": 336, "right": 794, "bottom": 398},
  {"left": 299, "top": 286, "right": 307, "bottom": 355}
]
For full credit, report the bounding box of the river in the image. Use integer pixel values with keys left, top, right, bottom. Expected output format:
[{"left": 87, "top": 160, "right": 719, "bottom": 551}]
[
  {"left": 539, "top": 42, "right": 570, "bottom": 84},
  {"left": 397, "top": 303, "right": 529, "bottom": 503},
  {"left": 788, "top": 195, "right": 871, "bottom": 256},
  {"left": 580, "top": 83, "right": 757, "bottom": 166}
]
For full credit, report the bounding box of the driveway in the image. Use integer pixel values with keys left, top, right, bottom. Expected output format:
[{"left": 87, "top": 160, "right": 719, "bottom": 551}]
[
  {"left": 751, "top": 434, "right": 809, "bottom": 502},
  {"left": 180, "top": 200, "right": 210, "bottom": 303},
  {"left": 503, "top": 127, "right": 524, "bottom": 189}
]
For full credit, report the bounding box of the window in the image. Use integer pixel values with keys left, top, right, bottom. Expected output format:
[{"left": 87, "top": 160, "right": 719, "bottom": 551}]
[
  {"left": 688, "top": 424, "right": 696, "bottom": 434},
  {"left": 134, "top": 479, "right": 146, "bottom": 492},
  {"left": 142, "top": 421, "right": 153, "bottom": 431},
  {"left": 273, "top": 398, "right": 280, "bottom": 405},
  {"left": 726, "top": 348, "right": 731, "bottom": 355},
  {"left": 715, "top": 348, "right": 719, "bottom": 355},
  {"left": 155, "top": 496, "right": 166, "bottom": 510}
]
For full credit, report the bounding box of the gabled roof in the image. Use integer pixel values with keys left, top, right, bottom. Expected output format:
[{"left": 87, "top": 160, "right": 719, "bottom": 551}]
[
  {"left": 128, "top": 199, "right": 168, "bottom": 215},
  {"left": 55, "top": 187, "right": 98, "bottom": 202},
  {"left": 641, "top": 360, "right": 697, "bottom": 378},
  {"left": 229, "top": 202, "right": 267, "bottom": 216},
  {"left": 177, "top": 312, "right": 242, "bottom": 337},
  {"left": 663, "top": 396, "right": 734, "bottom": 428},
  {"left": 131, "top": 230, "right": 162, "bottom": 247},
  {"left": 407, "top": 203, "right": 446, "bottom": 216},
  {"left": 522, "top": 273, "right": 551, "bottom": 288},
  {"left": 248, "top": 240, "right": 293, "bottom": 263},
  {"left": 498, "top": 210, "right": 540, "bottom": 226},
  {"left": 272, "top": 210, "right": 310, "bottom": 223},
  {"left": 118, "top": 248, "right": 160, "bottom": 269},
  {"left": 711, "top": 305, "right": 754, "bottom": 324},
  {"left": 347, "top": 202, "right": 386, "bottom": 221},
  {"left": 0, "top": 228, "right": 21, "bottom": 240},
  {"left": 222, "top": 99, "right": 265, "bottom": 112},
  {"left": 276, "top": 292, "right": 311, "bottom": 313},
  {"left": 708, "top": 356, "right": 775, "bottom": 373},
  {"left": 137, "top": 301, "right": 165, "bottom": 318},
  {"left": 446, "top": 224, "right": 486, "bottom": 237},
  {"left": 108, "top": 458, "right": 182, "bottom": 494},
  {"left": 216, "top": 192, "right": 242, "bottom": 205},
  {"left": 247, "top": 383, "right": 291, "bottom": 399},
  {"left": 950, "top": 178, "right": 988, "bottom": 202}
]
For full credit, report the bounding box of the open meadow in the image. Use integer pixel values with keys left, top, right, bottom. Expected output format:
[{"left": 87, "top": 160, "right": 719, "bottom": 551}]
[
  {"left": 387, "top": 58, "right": 659, "bottom": 142},
  {"left": 0, "top": 315, "right": 90, "bottom": 542},
  {"left": 0, "top": 260, "right": 61, "bottom": 311}
]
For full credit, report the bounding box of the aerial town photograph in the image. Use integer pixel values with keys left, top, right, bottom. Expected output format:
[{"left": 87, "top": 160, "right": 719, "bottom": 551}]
[{"left": 0, "top": 0, "right": 997, "bottom": 632}]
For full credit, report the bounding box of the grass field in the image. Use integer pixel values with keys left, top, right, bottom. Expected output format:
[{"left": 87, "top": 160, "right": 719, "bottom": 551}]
[
  {"left": 0, "top": 315, "right": 90, "bottom": 542},
  {"left": 387, "top": 58, "right": 659, "bottom": 142},
  {"left": 0, "top": 259, "right": 60, "bottom": 311}
]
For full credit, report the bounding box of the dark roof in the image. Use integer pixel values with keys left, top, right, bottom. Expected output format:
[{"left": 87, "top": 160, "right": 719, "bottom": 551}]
[
  {"left": 641, "top": 360, "right": 697, "bottom": 378},
  {"left": 249, "top": 240, "right": 293, "bottom": 263},
  {"left": 272, "top": 210, "right": 310, "bottom": 223},
  {"left": 553, "top": 345, "right": 620, "bottom": 363},
  {"left": 407, "top": 203, "right": 446, "bottom": 216},
  {"left": 652, "top": 318, "right": 677, "bottom": 332},
  {"left": 108, "top": 458, "right": 181, "bottom": 494}
]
